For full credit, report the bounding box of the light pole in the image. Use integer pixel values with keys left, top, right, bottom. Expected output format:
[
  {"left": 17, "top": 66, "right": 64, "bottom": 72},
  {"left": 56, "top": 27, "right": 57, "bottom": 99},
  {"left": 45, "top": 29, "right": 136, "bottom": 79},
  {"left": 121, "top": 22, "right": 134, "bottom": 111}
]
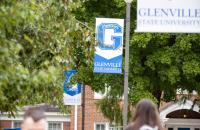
[{"left": 123, "top": 0, "right": 132, "bottom": 130}]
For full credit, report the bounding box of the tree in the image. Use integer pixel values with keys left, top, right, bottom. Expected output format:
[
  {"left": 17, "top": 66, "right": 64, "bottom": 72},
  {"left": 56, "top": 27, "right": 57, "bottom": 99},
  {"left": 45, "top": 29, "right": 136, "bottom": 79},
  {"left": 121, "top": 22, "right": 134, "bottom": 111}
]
[
  {"left": 71, "top": 0, "right": 200, "bottom": 123},
  {"left": 0, "top": 0, "right": 94, "bottom": 116}
]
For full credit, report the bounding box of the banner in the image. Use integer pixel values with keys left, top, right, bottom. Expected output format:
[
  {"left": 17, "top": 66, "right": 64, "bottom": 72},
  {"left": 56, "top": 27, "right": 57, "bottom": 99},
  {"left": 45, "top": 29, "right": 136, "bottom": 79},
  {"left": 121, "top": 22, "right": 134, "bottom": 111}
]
[
  {"left": 63, "top": 70, "right": 81, "bottom": 105},
  {"left": 135, "top": 0, "right": 200, "bottom": 33},
  {"left": 94, "top": 18, "right": 124, "bottom": 74}
]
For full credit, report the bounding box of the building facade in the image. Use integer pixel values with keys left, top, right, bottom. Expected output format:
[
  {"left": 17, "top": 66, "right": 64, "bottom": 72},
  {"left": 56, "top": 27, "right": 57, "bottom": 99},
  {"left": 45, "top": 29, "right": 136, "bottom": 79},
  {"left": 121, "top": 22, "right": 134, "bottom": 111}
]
[
  {"left": 160, "top": 100, "right": 200, "bottom": 130},
  {"left": 69, "top": 85, "right": 115, "bottom": 130},
  {"left": 1, "top": 86, "right": 200, "bottom": 130},
  {"left": 0, "top": 104, "right": 70, "bottom": 130}
]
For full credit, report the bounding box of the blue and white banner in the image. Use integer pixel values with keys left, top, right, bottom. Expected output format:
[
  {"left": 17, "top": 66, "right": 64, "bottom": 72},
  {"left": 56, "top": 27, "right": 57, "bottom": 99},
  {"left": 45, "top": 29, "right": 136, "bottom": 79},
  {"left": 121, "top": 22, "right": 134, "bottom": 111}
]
[
  {"left": 135, "top": 0, "right": 200, "bottom": 33},
  {"left": 63, "top": 70, "right": 81, "bottom": 105},
  {"left": 94, "top": 18, "right": 124, "bottom": 74}
]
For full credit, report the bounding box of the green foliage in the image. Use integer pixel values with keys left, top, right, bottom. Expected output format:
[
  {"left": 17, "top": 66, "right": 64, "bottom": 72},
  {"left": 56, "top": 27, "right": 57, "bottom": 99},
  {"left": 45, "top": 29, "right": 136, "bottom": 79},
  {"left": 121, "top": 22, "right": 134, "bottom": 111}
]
[
  {"left": 96, "top": 95, "right": 122, "bottom": 124},
  {"left": 71, "top": 0, "right": 200, "bottom": 124},
  {"left": 0, "top": 0, "right": 94, "bottom": 115},
  {"left": 1, "top": 0, "right": 200, "bottom": 122}
]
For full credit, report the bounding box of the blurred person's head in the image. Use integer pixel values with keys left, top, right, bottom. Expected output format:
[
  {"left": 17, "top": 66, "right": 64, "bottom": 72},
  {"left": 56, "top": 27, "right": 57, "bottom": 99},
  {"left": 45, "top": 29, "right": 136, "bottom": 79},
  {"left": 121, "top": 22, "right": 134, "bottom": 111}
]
[
  {"left": 21, "top": 108, "right": 46, "bottom": 130},
  {"left": 127, "top": 99, "right": 163, "bottom": 130}
]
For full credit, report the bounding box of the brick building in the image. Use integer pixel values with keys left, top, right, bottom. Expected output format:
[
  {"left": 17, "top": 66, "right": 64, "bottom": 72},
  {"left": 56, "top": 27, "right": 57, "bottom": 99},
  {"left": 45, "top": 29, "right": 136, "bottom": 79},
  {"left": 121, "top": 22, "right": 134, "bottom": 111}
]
[
  {"left": 70, "top": 85, "right": 111, "bottom": 130},
  {"left": 160, "top": 90, "right": 200, "bottom": 130},
  {"left": 1, "top": 86, "right": 200, "bottom": 130},
  {"left": 71, "top": 87, "right": 200, "bottom": 130},
  {"left": 0, "top": 85, "right": 113, "bottom": 130},
  {"left": 0, "top": 104, "right": 70, "bottom": 130}
]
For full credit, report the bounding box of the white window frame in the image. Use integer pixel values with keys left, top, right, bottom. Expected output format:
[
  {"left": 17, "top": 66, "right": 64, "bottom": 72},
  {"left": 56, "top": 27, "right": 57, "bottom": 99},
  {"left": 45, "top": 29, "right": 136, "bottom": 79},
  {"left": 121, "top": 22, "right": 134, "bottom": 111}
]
[
  {"left": 94, "top": 122, "right": 109, "bottom": 130},
  {"left": 48, "top": 121, "right": 63, "bottom": 130},
  {"left": 109, "top": 124, "right": 123, "bottom": 130},
  {"left": 12, "top": 120, "right": 22, "bottom": 128}
]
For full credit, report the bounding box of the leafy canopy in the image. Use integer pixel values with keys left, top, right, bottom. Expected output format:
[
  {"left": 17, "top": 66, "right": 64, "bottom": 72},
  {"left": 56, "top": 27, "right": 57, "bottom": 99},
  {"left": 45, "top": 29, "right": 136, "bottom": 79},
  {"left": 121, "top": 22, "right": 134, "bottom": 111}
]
[{"left": 0, "top": 0, "right": 94, "bottom": 115}]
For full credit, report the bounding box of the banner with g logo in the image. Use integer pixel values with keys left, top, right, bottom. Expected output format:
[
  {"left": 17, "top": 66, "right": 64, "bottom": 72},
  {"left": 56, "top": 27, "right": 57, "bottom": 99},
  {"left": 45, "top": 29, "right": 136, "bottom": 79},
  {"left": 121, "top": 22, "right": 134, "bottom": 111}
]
[
  {"left": 97, "top": 23, "right": 122, "bottom": 50},
  {"left": 94, "top": 18, "right": 124, "bottom": 74}
]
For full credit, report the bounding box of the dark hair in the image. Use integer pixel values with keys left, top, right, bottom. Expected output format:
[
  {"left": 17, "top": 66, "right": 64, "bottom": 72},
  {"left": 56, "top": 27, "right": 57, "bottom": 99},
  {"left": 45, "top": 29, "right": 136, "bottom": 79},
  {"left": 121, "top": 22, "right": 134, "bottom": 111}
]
[
  {"left": 126, "top": 99, "right": 163, "bottom": 130},
  {"left": 23, "top": 108, "right": 46, "bottom": 122}
]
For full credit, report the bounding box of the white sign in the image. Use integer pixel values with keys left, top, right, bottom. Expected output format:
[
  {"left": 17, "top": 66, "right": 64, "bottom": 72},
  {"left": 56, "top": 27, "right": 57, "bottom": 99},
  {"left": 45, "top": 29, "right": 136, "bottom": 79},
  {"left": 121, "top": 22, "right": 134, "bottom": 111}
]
[
  {"left": 135, "top": 0, "right": 200, "bottom": 33},
  {"left": 94, "top": 18, "right": 124, "bottom": 73}
]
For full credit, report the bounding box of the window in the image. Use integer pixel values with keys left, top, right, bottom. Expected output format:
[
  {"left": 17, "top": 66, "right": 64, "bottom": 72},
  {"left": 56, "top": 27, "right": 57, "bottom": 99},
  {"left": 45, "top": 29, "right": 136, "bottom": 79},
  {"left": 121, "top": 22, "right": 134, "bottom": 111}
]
[
  {"left": 168, "top": 128, "right": 173, "bottom": 130},
  {"left": 48, "top": 122, "right": 62, "bottom": 130},
  {"left": 95, "top": 123, "right": 106, "bottom": 130},
  {"left": 178, "top": 128, "right": 190, "bottom": 130},
  {"left": 109, "top": 123, "right": 122, "bottom": 130},
  {"left": 109, "top": 126, "right": 122, "bottom": 130},
  {"left": 13, "top": 121, "right": 22, "bottom": 128}
]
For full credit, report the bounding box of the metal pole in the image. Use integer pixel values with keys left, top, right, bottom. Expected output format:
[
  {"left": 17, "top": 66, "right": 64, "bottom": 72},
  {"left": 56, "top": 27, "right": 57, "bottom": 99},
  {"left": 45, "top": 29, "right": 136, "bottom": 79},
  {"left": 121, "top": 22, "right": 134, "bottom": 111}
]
[
  {"left": 74, "top": 105, "right": 78, "bottom": 130},
  {"left": 123, "top": 2, "right": 131, "bottom": 130},
  {"left": 82, "top": 84, "right": 85, "bottom": 130}
]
